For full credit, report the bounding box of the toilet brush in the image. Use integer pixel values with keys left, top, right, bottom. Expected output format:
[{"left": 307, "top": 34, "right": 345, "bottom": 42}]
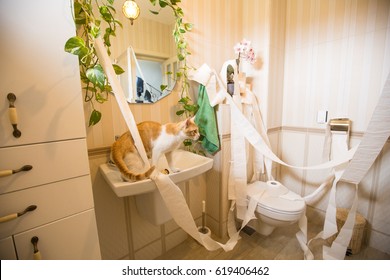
[{"left": 199, "top": 200, "right": 208, "bottom": 234}]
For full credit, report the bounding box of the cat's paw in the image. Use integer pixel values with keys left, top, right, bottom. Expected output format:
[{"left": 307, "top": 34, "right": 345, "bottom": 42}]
[{"left": 171, "top": 167, "right": 181, "bottom": 173}]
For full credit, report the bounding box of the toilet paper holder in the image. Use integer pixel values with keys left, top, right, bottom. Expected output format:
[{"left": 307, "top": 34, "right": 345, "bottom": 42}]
[{"left": 330, "top": 118, "right": 351, "bottom": 133}]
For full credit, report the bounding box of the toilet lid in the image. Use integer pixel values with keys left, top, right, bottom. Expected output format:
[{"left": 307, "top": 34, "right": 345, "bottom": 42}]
[{"left": 247, "top": 181, "right": 305, "bottom": 214}]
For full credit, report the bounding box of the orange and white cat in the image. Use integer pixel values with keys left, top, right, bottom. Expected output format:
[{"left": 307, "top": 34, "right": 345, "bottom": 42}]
[{"left": 111, "top": 117, "right": 200, "bottom": 181}]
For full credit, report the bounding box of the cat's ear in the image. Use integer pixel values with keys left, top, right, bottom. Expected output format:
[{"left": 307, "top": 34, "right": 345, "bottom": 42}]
[{"left": 186, "top": 116, "right": 196, "bottom": 127}]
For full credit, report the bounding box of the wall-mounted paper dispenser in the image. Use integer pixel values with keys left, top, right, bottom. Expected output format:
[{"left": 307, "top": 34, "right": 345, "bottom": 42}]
[{"left": 330, "top": 118, "right": 351, "bottom": 133}]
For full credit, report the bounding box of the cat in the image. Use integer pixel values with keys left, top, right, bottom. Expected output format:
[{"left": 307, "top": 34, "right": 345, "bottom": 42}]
[{"left": 111, "top": 117, "right": 200, "bottom": 181}]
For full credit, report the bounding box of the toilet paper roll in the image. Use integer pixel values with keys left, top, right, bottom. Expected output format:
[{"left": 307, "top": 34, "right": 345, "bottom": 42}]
[{"left": 267, "top": 181, "right": 280, "bottom": 187}]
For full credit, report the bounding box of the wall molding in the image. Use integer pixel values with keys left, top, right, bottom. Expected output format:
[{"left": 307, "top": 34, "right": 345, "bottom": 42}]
[
  {"left": 88, "top": 146, "right": 111, "bottom": 157},
  {"left": 88, "top": 126, "right": 388, "bottom": 156}
]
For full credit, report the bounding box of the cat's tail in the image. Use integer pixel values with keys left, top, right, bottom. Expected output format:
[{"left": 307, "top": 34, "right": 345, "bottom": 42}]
[
  {"left": 121, "top": 165, "right": 156, "bottom": 182},
  {"left": 110, "top": 145, "right": 156, "bottom": 181}
]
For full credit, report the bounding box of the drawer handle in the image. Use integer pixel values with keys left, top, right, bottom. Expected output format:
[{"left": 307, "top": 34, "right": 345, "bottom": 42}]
[
  {"left": 7, "top": 93, "right": 22, "bottom": 138},
  {"left": 31, "top": 236, "right": 42, "bottom": 260},
  {"left": 0, "top": 164, "right": 33, "bottom": 178},
  {"left": 0, "top": 205, "right": 37, "bottom": 223}
]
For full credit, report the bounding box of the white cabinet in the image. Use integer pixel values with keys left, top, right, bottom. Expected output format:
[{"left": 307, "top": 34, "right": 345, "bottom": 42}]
[
  {"left": 0, "top": 0, "right": 101, "bottom": 259},
  {"left": 13, "top": 210, "right": 100, "bottom": 260},
  {"left": 0, "top": 140, "right": 91, "bottom": 194},
  {"left": 0, "top": 237, "right": 17, "bottom": 260}
]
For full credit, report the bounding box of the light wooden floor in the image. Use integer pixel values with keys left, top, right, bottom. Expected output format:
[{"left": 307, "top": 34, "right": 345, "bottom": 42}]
[{"left": 157, "top": 222, "right": 390, "bottom": 260}]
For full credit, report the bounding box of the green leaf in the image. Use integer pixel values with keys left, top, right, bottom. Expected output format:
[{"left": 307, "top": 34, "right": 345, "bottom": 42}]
[
  {"left": 176, "top": 110, "right": 185, "bottom": 116},
  {"left": 86, "top": 65, "right": 105, "bottom": 90},
  {"left": 176, "top": 7, "right": 184, "bottom": 17},
  {"left": 159, "top": 0, "right": 168, "bottom": 8},
  {"left": 74, "top": 2, "right": 86, "bottom": 24},
  {"left": 90, "top": 24, "right": 101, "bottom": 38},
  {"left": 178, "top": 96, "right": 190, "bottom": 104},
  {"left": 149, "top": 10, "right": 159, "bottom": 15},
  {"left": 64, "top": 36, "right": 86, "bottom": 55},
  {"left": 160, "top": 84, "right": 168, "bottom": 91},
  {"left": 177, "top": 53, "right": 185, "bottom": 61},
  {"left": 184, "top": 104, "right": 197, "bottom": 112},
  {"left": 115, "top": 19, "right": 123, "bottom": 28},
  {"left": 178, "top": 40, "right": 187, "bottom": 49},
  {"left": 150, "top": 0, "right": 157, "bottom": 5},
  {"left": 100, "top": 6, "right": 113, "bottom": 22},
  {"left": 184, "top": 23, "right": 193, "bottom": 31},
  {"left": 64, "top": 36, "right": 89, "bottom": 62},
  {"left": 113, "top": 64, "right": 125, "bottom": 75},
  {"left": 89, "top": 109, "right": 102, "bottom": 126},
  {"left": 183, "top": 139, "right": 192, "bottom": 146}
]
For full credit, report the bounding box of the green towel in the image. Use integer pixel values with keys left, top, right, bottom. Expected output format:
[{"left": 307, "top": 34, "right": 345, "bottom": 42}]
[{"left": 195, "top": 85, "right": 220, "bottom": 154}]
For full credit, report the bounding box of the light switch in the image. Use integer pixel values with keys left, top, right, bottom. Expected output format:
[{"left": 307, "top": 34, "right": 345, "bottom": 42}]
[{"left": 317, "top": 110, "right": 328, "bottom": 124}]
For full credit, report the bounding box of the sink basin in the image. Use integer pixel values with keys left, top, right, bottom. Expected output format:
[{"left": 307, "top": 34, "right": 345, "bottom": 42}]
[{"left": 99, "top": 149, "right": 214, "bottom": 197}]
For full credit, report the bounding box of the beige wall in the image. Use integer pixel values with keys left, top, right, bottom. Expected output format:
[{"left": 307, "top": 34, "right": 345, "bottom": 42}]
[
  {"left": 283, "top": 0, "right": 390, "bottom": 131},
  {"left": 279, "top": 0, "right": 390, "bottom": 254}
]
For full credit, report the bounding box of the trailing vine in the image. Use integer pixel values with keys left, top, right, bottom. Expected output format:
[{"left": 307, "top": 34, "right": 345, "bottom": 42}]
[
  {"left": 149, "top": 0, "right": 201, "bottom": 154},
  {"left": 65, "top": 0, "right": 196, "bottom": 127},
  {"left": 149, "top": 0, "right": 198, "bottom": 119},
  {"left": 65, "top": 0, "right": 125, "bottom": 126}
]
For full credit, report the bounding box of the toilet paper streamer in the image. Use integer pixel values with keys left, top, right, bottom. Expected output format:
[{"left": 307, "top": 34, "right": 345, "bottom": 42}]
[
  {"left": 97, "top": 38, "right": 389, "bottom": 257},
  {"left": 94, "top": 38, "right": 150, "bottom": 168},
  {"left": 192, "top": 64, "right": 389, "bottom": 259},
  {"left": 322, "top": 72, "right": 390, "bottom": 259},
  {"left": 95, "top": 37, "right": 244, "bottom": 252},
  {"left": 125, "top": 46, "right": 152, "bottom": 102}
]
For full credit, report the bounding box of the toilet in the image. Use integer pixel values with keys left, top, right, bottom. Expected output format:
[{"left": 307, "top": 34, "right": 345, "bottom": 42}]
[{"left": 246, "top": 180, "right": 306, "bottom": 236}]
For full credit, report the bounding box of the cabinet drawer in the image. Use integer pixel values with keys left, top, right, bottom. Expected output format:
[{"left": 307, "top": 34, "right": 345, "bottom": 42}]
[
  {"left": 0, "top": 175, "right": 94, "bottom": 239},
  {"left": 0, "top": 139, "right": 90, "bottom": 194},
  {"left": 0, "top": 236, "right": 17, "bottom": 260},
  {"left": 13, "top": 209, "right": 101, "bottom": 260}
]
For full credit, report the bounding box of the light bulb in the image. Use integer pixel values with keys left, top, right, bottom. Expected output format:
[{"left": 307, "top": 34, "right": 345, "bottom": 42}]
[{"left": 122, "top": 0, "right": 140, "bottom": 25}]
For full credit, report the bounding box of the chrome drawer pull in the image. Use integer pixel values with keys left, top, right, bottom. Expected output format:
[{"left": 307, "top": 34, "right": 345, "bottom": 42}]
[
  {"left": 0, "top": 165, "right": 33, "bottom": 178},
  {"left": 7, "top": 93, "right": 22, "bottom": 138},
  {"left": 0, "top": 205, "right": 37, "bottom": 223},
  {"left": 31, "top": 236, "right": 42, "bottom": 260}
]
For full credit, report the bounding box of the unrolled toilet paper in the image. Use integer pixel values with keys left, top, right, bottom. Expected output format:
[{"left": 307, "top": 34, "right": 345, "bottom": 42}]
[{"left": 96, "top": 37, "right": 390, "bottom": 257}]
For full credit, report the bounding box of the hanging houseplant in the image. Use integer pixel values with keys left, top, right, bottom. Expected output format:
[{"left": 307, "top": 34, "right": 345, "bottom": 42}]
[{"left": 65, "top": 0, "right": 195, "bottom": 127}]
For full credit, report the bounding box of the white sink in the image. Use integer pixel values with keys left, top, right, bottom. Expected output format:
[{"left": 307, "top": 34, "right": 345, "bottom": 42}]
[{"left": 99, "top": 149, "right": 214, "bottom": 197}]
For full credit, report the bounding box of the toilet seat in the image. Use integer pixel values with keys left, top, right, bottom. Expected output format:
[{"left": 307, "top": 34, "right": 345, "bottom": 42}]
[{"left": 247, "top": 181, "right": 306, "bottom": 222}]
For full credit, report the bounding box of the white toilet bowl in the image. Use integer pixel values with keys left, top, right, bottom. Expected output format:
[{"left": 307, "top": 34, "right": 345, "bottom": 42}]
[{"left": 246, "top": 180, "right": 306, "bottom": 236}]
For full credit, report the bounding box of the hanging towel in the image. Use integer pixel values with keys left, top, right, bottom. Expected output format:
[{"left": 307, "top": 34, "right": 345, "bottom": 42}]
[{"left": 195, "top": 85, "right": 220, "bottom": 154}]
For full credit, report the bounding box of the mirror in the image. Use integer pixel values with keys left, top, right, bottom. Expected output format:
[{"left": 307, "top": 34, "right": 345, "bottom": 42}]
[
  {"left": 116, "top": 49, "right": 178, "bottom": 103},
  {"left": 115, "top": 0, "right": 178, "bottom": 104}
]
